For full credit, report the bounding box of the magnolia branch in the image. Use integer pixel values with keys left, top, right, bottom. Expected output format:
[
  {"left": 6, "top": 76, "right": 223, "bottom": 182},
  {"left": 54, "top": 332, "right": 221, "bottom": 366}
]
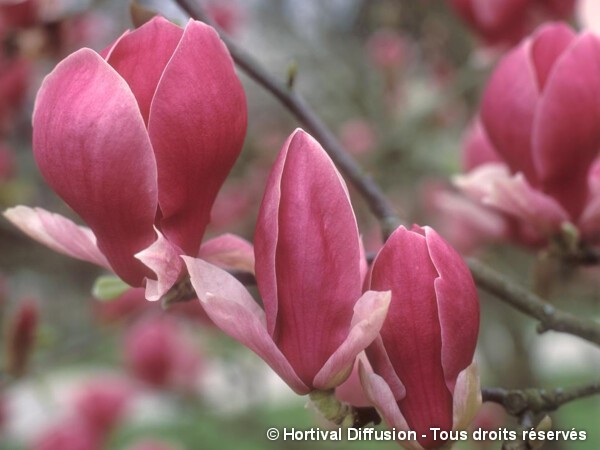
[
  {"left": 482, "top": 381, "right": 600, "bottom": 416},
  {"left": 468, "top": 258, "right": 600, "bottom": 347}
]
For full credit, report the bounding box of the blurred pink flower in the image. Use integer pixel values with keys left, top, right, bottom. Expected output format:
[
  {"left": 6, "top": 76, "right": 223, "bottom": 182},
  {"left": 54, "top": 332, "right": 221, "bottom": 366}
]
[
  {"left": 72, "top": 379, "right": 134, "bottom": 435},
  {"left": 5, "top": 298, "right": 38, "bottom": 378},
  {"left": 455, "top": 23, "right": 600, "bottom": 246},
  {"left": 0, "top": 55, "right": 31, "bottom": 133},
  {"left": 366, "top": 29, "right": 409, "bottom": 69},
  {"left": 124, "top": 317, "right": 203, "bottom": 390},
  {"left": 339, "top": 119, "right": 377, "bottom": 156},
  {"left": 33, "top": 418, "right": 102, "bottom": 450},
  {"left": 447, "top": 0, "right": 576, "bottom": 47},
  {"left": 205, "top": 0, "right": 245, "bottom": 36}
]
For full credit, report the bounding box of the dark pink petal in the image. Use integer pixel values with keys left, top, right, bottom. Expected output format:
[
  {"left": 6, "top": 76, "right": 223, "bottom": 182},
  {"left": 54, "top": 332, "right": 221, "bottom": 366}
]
[
  {"left": 135, "top": 228, "right": 184, "bottom": 301},
  {"left": 481, "top": 40, "right": 540, "bottom": 185},
  {"left": 313, "top": 290, "right": 390, "bottom": 390},
  {"left": 148, "top": 20, "right": 247, "bottom": 257},
  {"left": 32, "top": 48, "right": 158, "bottom": 286},
  {"left": 533, "top": 33, "right": 600, "bottom": 219},
  {"left": 258, "top": 130, "right": 363, "bottom": 387},
  {"left": 530, "top": 23, "right": 576, "bottom": 90},
  {"left": 198, "top": 233, "right": 254, "bottom": 274},
  {"left": 3, "top": 206, "right": 110, "bottom": 270},
  {"left": 254, "top": 132, "right": 296, "bottom": 335},
  {"left": 182, "top": 257, "right": 308, "bottom": 394},
  {"left": 106, "top": 17, "right": 183, "bottom": 124},
  {"left": 424, "top": 227, "right": 479, "bottom": 393},
  {"left": 369, "top": 226, "right": 452, "bottom": 448}
]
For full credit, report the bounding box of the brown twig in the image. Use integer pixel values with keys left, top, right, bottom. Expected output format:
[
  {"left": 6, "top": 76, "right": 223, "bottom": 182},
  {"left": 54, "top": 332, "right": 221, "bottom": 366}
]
[{"left": 468, "top": 258, "right": 600, "bottom": 347}]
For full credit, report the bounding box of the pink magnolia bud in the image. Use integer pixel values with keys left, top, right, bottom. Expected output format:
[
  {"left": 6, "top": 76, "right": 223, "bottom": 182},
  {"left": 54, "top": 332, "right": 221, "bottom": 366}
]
[
  {"left": 183, "top": 129, "right": 390, "bottom": 394},
  {"left": 447, "top": 0, "right": 576, "bottom": 47},
  {"left": 456, "top": 24, "right": 600, "bottom": 243},
  {"left": 361, "top": 226, "right": 480, "bottom": 449},
  {"left": 72, "top": 378, "right": 133, "bottom": 435},
  {"left": 124, "top": 317, "right": 202, "bottom": 389},
  {"left": 4, "top": 17, "right": 247, "bottom": 300},
  {"left": 5, "top": 298, "right": 38, "bottom": 378},
  {"left": 33, "top": 419, "right": 102, "bottom": 450}
]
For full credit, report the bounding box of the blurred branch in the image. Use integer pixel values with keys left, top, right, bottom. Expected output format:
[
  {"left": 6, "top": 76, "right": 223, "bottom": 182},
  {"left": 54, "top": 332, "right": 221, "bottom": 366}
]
[
  {"left": 468, "top": 258, "right": 600, "bottom": 347},
  {"left": 171, "top": 0, "right": 402, "bottom": 239},
  {"left": 482, "top": 381, "right": 600, "bottom": 416}
]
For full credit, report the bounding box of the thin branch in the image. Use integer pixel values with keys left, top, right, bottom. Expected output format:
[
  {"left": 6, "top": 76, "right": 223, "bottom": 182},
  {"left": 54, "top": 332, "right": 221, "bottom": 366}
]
[
  {"left": 482, "top": 381, "right": 600, "bottom": 416},
  {"left": 468, "top": 258, "right": 600, "bottom": 347},
  {"left": 171, "top": 0, "right": 401, "bottom": 238}
]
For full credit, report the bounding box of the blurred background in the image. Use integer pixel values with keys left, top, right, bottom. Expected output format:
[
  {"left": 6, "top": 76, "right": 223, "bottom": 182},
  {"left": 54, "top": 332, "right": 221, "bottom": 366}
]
[{"left": 0, "top": 0, "right": 598, "bottom": 449}]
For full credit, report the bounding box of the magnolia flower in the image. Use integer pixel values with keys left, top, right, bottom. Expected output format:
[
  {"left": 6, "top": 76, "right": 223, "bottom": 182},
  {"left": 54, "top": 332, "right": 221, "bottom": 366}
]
[
  {"left": 447, "top": 0, "right": 576, "bottom": 47},
  {"left": 4, "top": 17, "right": 248, "bottom": 299},
  {"left": 455, "top": 23, "right": 600, "bottom": 245},
  {"left": 361, "top": 226, "right": 480, "bottom": 450},
  {"left": 184, "top": 129, "right": 390, "bottom": 394}
]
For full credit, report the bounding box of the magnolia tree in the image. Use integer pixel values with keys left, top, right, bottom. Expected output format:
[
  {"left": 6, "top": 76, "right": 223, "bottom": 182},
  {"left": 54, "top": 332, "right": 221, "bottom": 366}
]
[{"left": 0, "top": 1, "right": 599, "bottom": 450}]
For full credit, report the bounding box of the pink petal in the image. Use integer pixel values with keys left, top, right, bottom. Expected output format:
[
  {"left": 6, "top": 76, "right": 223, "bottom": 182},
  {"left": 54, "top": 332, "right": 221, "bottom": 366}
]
[
  {"left": 530, "top": 23, "right": 576, "bottom": 90},
  {"left": 148, "top": 20, "right": 247, "bottom": 257},
  {"left": 533, "top": 32, "right": 600, "bottom": 218},
  {"left": 135, "top": 228, "right": 184, "bottom": 301},
  {"left": 106, "top": 17, "right": 183, "bottom": 124},
  {"left": 335, "top": 354, "right": 372, "bottom": 407},
  {"left": 578, "top": 193, "right": 600, "bottom": 241},
  {"left": 577, "top": 0, "right": 600, "bottom": 35},
  {"left": 198, "top": 233, "right": 254, "bottom": 274},
  {"left": 485, "top": 172, "right": 569, "bottom": 236},
  {"left": 453, "top": 163, "right": 511, "bottom": 203},
  {"left": 424, "top": 227, "right": 479, "bottom": 393},
  {"left": 358, "top": 363, "right": 423, "bottom": 450},
  {"left": 452, "top": 362, "right": 481, "bottom": 431},
  {"left": 254, "top": 132, "right": 295, "bottom": 335},
  {"left": 3, "top": 206, "right": 110, "bottom": 270},
  {"left": 182, "top": 257, "right": 308, "bottom": 394},
  {"left": 313, "top": 290, "right": 390, "bottom": 390},
  {"left": 461, "top": 117, "right": 502, "bottom": 172},
  {"left": 481, "top": 39, "right": 540, "bottom": 185},
  {"left": 255, "top": 129, "right": 363, "bottom": 387},
  {"left": 369, "top": 226, "right": 453, "bottom": 447},
  {"left": 32, "top": 48, "right": 158, "bottom": 286}
]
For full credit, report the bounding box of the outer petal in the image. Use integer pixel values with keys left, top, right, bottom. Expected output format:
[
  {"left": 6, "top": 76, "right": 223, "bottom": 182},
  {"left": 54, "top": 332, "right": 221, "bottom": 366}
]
[
  {"left": 198, "top": 233, "right": 254, "bottom": 274},
  {"left": 182, "top": 257, "right": 308, "bottom": 394},
  {"left": 453, "top": 163, "right": 511, "bottom": 203},
  {"left": 481, "top": 39, "right": 539, "bottom": 184},
  {"left": 533, "top": 32, "right": 600, "bottom": 218},
  {"left": 3, "top": 206, "right": 110, "bottom": 270},
  {"left": 256, "top": 130, "right": 363, "bottom": 387},
  {"left": 452, "top": 361, "right": 481, "bottom": 431},
  {"left": 313, "top": 290, "right": 390, "bottom": 390},
  {"left": 530, "top": 24, "right": 576, "bottom": 90},
  {"left": 32, "top": 48, "right": 158, "bottom": 286},
  {"left": 461, "top": 117, "right": 502, "bottom": 172},
  {"left": 148, "top": 20, "right": 247, "bottom": 256},
  {"left": 106, "top": 17, "right": 183, "bottom": 124},
  {"left": 424, "top": 227, "right": 479, "bottom": 393},
  {"left": 369, "top": 226, "right": 452, "bottom": 449},
  {"left": 484, "top": 172, "right": 569, "bottom": 236},
  {"left": 359, "top": 364, "right": 423, "bottom": 450},
  {"left": 135, "top": 228, "right": 184, "bottom": 301}
]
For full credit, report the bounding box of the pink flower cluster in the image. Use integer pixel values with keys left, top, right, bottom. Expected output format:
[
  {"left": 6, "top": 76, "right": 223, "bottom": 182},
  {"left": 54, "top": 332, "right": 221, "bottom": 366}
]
[
  {"left": 456, "top": 23, "right": 600, "bottom": 250},
  {"left": 3, "top": 16, "right": 481, "bottom": 449}
]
